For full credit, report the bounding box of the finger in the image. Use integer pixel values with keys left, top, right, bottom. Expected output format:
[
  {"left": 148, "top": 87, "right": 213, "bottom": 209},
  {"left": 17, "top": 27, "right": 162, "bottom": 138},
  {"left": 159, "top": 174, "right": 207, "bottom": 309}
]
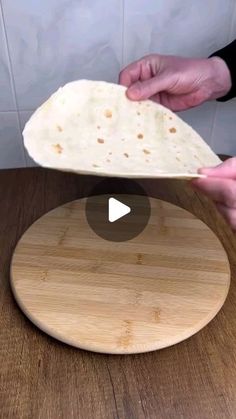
[
  {"left": 192, "top": 177, "right": 236, "bottom": 208},
  {"left": 119, "top": 58, "right": 152, "bottom": 88},
  {"left": 127, "top": 74, "right": 177, "bottom": 101},
  {"left": 216, "top": 203, "right": 236, "bottom": 230},
  {"left": 119, "top": 54, "right": 162, "bottom": 88},
  {"left": 199, "top": 157, "right": 236, "bottom": 179},
  {"left": 149, "top": 92, "right": 198, "bottom": 111},
  {"left": 158, "top": 92, "right": 199, "bottom": 111},
  {"left": 149, "top": 93, "right": 161, "bottom": 104}
]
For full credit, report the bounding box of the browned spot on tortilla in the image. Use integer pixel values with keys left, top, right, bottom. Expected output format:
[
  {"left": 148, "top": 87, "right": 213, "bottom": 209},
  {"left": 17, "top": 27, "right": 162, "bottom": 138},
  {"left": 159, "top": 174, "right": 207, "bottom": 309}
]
[
  {"left": 124, "top": 153, "right": 129, "bottom": 158},
  {"left": 143, "top": 149, "right": 150, "bottom": 155},
  {"left": 77, "top": 113, "right": 80, "bottom": 117},
  {"left": 93, "top": 164, "right": 100, "bottom": 168},
  {"left": 146, "top": 103, "right": 150, "bottom": 107},
  {"left": 57, "top": 125, "right": 63, "bottom": 132},
  {"left": 105, "top": 109, "right": 112, "bottom": 118},
  {"left": 146, "top": 159, "right": 149, "bottom": 163},
  {"left": 137, "top": 111, "right": 141, "bottom": 116},
  {"left": 97, "top": 125, "right": 101, "bottom": 129},
  {"left": 138, "top": 102, "right": 142, "bottom": 105},
  {"left": 121, "top": 138, "right": 125, "bottom": 142},
  {"left": 169, "top": 127, "right": 177, "bottom": 133},
  {"left": 137, "top": 133, "right": 144, "bottom": 139},
  {"left": 176, "top": 157, "right": 181, "bottom": 162},
  {"left": 97, "top": 138, "right": 104, "bottom": 144},
  {"left": 109, "top": 152, "right": 112, "bottom": 155},
  {"left": 169, "top": 116, "right": 173, "bottom": 120},
  {"left": 52, "top": 144, "right": 63, "bottom": 154},
  {"left": 106, "top": 159, "right": 111, "bottom": 163}
]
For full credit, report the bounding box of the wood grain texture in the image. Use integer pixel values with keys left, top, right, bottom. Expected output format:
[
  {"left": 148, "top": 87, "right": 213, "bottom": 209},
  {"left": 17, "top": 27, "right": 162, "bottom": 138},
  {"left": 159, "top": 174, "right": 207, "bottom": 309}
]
[
  {"left": 11, "top": 196, "right": 230, "bottom": 354},
  {"left": 1, "top": 164, "right": 236, "bottom": 418}
]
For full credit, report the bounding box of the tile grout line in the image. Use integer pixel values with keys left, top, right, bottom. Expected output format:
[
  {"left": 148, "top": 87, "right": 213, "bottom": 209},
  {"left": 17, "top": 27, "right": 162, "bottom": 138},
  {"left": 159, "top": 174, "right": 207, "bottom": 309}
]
[
  {"left": 209, "top": 102, "right": 218, "bottom": 150},
  {"left": 0, "top": 109, "right": 35, "bottom": 113},
  {"left": 121, "top": 0, "right": 125, "bottom": 68},
  {"left": 0, "top": 0, "right": 27, "bottom": 166},
  {"left": 228, "top": 1, "right": 236, "bottom": 41}
]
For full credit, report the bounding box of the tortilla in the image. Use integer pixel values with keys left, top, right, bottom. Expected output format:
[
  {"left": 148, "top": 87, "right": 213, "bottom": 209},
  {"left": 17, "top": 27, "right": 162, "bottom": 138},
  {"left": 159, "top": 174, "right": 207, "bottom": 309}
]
[{"left": 23, "top": 80, "right": 220, "bottom": 178}]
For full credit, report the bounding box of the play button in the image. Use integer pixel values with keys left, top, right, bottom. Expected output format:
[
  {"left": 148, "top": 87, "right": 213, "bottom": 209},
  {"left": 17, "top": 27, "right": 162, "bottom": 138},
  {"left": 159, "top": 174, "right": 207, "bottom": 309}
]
[
  {"left": 85, "top": 179, "right": 151, "bottom": 242},
  {"left": 108, "top": 198, "right": 131, "bottom": 223}
]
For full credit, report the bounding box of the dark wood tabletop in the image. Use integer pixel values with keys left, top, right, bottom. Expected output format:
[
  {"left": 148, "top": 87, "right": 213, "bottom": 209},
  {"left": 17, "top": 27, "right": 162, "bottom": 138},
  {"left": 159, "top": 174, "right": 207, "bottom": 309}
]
[{"left": 1, "top": 165, "right": 236, "bottom": 419}]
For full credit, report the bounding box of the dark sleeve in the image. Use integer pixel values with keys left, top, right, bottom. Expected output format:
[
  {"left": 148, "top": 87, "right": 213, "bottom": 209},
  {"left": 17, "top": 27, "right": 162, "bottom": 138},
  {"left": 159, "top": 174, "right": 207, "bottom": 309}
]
[{"left": 210, "top": 40, "right": 236, "bottom": 101}]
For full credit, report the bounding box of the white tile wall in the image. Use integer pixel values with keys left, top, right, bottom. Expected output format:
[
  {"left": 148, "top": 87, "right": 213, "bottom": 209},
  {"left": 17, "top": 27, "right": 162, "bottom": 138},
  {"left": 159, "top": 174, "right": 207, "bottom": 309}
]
[
  {"left": 0, "top": 5, "right": 15, "bottom": 111},
  {"left": 0, "top": 112, "right": 26, "bottom": 168},
  {"left": 178, "top": 101, "right": 217, "bottom": 147},
  {"left": 211, "top": 100, "right": 236, "bottom": 156},
  {"left": 19, "top": 110, "right": 36, "bottom": 166},
  {"left": 1, "top": 0, "right": 123, "bottom": 110},
  {"left": 0, "top": 0, "right": 236, "bottom": 168},
  {"left": 123, "top": 0, "right": 236, "bottom": 63}
]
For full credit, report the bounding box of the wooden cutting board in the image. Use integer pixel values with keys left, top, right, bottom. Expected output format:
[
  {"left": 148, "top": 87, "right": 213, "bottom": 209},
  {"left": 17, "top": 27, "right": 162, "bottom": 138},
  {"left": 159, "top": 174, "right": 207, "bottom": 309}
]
[{"left": 10, "top": 196, "right": 230, "bottom": 354}]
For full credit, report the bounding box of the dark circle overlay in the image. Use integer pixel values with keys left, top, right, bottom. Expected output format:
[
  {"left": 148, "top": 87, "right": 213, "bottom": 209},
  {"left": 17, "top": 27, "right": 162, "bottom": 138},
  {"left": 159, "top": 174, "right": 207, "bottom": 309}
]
[{"left": 85, "top": 178, "right": 151, "bottom": 242}]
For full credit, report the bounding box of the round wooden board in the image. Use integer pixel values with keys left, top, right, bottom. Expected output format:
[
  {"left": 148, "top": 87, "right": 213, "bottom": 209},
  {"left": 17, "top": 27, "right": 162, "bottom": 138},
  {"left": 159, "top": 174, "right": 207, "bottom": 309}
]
[{"left": 11, "top": 196, "right": 230, "bottom": 354}]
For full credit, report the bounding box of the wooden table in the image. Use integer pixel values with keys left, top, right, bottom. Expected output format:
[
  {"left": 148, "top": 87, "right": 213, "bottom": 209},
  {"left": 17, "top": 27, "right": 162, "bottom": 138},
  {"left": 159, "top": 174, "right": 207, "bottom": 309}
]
[{"left": 1, "top": 167, "right": 236, "bottom": 419}]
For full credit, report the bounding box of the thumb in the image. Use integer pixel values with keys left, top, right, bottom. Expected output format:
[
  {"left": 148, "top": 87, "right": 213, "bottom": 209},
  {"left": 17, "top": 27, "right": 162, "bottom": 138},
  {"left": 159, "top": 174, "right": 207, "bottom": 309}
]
[
  {"left": 127, "top": 75, "right": 173, "bottom": 100},
  {"left": 199, "top": 157, "right": 236, "bottom": 179}
]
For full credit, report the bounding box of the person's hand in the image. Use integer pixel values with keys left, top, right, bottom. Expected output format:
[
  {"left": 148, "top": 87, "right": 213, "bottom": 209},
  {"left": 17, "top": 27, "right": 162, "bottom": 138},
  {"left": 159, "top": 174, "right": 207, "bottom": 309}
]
[
  {"left": 119, "top": 54, "right": 231, "bottom": 111},
  {"left": 192, "top": 158, "right": 236, "bottom": 230}
]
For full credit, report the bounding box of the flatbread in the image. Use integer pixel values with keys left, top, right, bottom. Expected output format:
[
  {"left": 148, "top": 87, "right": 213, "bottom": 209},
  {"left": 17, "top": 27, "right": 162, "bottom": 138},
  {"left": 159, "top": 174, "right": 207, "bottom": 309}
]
[{"left": 23, "top": 80, "right": 220, "bottom": 178}]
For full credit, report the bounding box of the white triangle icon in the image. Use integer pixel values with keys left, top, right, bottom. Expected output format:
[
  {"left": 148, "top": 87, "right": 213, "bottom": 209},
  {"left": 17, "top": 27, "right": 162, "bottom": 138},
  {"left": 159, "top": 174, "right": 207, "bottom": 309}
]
[{"left": 108, "top": 197, "right": 131, "bottom": 223}]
